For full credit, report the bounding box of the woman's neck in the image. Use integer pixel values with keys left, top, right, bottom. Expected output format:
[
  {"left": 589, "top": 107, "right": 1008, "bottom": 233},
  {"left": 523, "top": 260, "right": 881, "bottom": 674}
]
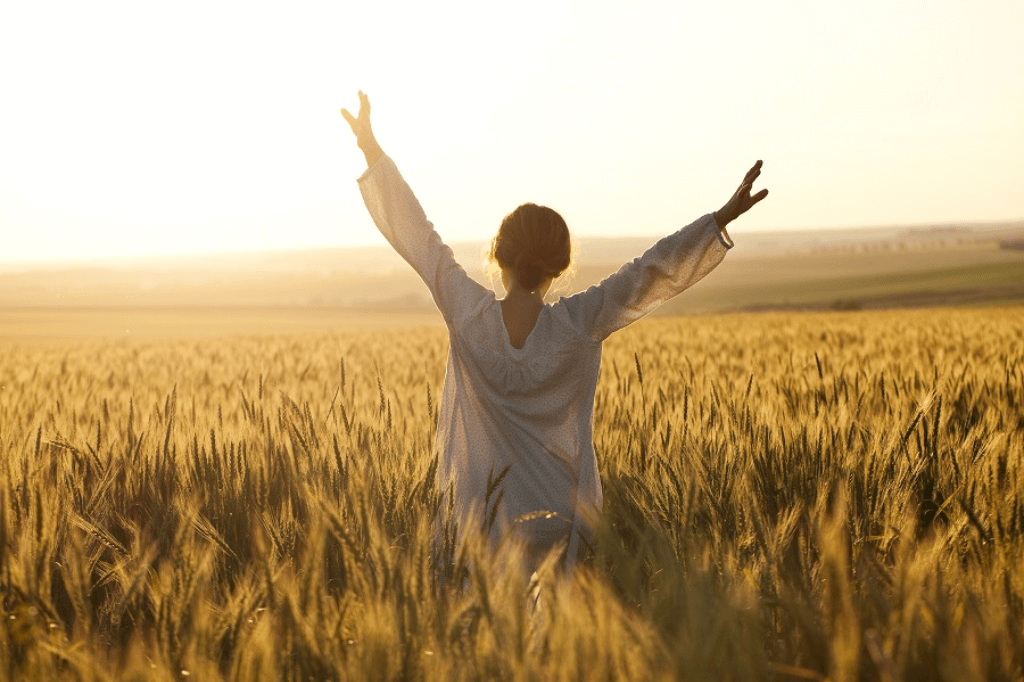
[{"left": 502, "top": 284, "right": 545, "bottom": 305}]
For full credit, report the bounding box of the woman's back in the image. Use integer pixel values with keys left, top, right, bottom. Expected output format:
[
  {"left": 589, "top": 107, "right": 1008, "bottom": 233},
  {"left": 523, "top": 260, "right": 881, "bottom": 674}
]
[
  {"left": 441, "top": 293, "right": 605, "bottom": 567},
  {"left": 501, "top": 296, "right": 544, "bottom": 350}
]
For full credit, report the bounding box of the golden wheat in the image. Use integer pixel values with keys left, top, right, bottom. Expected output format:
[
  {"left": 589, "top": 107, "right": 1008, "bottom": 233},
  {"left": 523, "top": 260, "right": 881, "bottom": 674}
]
[{"left": 1, "top": 307, "right": 1022, "bottom": 680}]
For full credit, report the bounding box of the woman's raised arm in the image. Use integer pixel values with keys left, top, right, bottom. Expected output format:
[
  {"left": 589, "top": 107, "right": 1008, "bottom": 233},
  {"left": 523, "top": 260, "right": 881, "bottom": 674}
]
[
  {"left": 565, "top": 161, "right": 769, "bottom": 341},
  {"left": 340, "top": 92, "right": 489, "bottom": 329}
]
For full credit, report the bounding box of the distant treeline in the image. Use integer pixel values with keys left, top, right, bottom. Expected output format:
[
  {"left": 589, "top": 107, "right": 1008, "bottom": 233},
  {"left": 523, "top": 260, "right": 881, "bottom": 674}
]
[{"left": 1000, "top": 239, "right": 1024, "bottom": 251}]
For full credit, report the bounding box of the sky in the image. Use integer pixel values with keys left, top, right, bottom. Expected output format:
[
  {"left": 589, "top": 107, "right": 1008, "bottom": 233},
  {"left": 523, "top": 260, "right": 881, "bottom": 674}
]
[{"left": 1, "top": 0, "right": 1022, "bottom": 263}]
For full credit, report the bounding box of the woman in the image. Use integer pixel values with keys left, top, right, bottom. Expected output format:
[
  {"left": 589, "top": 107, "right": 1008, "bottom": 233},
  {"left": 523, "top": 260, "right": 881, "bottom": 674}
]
[{"left": 341, "top": 92, "right": 767, "bottom": 577}]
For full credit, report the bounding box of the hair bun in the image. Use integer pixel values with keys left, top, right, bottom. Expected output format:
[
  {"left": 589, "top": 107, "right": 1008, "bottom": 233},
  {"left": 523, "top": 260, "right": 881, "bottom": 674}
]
[{"left": 514, "top": 252, "right": 547, "bottom": 291}]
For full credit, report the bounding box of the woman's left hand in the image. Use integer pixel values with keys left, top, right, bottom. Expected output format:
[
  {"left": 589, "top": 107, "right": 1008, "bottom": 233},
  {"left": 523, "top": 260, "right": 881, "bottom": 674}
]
[{"left": 715, "top": 160, "right": 768, "bottom": 228}]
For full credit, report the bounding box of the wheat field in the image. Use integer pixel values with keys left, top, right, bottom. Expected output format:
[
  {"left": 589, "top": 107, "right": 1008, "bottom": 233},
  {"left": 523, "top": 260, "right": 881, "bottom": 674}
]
[{"left": 1, "top": 307, "right": 1022, "bottom": 681}]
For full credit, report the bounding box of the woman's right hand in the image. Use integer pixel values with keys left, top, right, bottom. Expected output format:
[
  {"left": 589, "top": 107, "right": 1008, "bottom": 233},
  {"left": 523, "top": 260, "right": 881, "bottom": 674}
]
[{"left": 341, "top": 91, "right": 384, "bottom": 167}]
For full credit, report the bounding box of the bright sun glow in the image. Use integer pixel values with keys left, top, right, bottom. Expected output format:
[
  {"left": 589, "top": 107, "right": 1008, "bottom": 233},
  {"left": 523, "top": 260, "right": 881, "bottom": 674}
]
[{"left": 1, "top": 0, "right": 1022, "bottom": 262}]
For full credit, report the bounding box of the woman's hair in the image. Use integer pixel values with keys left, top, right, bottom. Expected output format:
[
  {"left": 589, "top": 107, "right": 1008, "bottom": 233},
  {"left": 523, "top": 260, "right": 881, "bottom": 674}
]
[{"left": 488, "top": 203, "right": 572, "bottom": 292}]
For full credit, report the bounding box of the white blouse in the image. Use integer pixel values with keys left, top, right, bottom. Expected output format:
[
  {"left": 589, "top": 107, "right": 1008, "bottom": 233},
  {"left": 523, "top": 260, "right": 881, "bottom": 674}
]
[{"left": 357, "top": 156, "right": 733, "bottom": 569}]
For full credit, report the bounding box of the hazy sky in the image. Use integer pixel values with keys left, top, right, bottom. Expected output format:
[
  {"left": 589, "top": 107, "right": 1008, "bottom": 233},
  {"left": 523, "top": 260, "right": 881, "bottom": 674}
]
[{"left": 2, "top": 0, "right": 1022, "bottom": 262}]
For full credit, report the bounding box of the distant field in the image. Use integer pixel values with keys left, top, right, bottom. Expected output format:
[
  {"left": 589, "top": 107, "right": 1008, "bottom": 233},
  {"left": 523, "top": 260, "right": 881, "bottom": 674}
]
[
  {"left": 656, "top": 242, "right": 1024, "bottom": 313},
  {"left": 2, "top": 222, "right": 1022, "bottom": 317},
  {"left": 2, "top": 243, "right": 1022, "bottom": 343},
  {"left": 0, "top": 306, "right": 443, "bottom": 342}
]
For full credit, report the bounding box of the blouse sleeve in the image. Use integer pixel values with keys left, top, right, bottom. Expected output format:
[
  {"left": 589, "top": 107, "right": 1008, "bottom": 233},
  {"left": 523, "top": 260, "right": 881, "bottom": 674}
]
[
  {"left": 564, "top": 213, "right": 733, "bottom": 342},
  {"left": 357, "top": 155, "right": 489, "bottom": 327}
]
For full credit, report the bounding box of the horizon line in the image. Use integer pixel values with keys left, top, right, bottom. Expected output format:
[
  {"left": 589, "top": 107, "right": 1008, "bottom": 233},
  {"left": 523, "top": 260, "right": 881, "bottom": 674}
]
[{"left": 3, "top": 217, "right": 1022, "bottom": 270}]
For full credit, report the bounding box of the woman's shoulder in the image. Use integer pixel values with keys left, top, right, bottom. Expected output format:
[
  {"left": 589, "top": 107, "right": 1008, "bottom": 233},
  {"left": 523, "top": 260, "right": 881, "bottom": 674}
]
[{"left": 545, "top": 298, "right": 603, "bottom": 347}]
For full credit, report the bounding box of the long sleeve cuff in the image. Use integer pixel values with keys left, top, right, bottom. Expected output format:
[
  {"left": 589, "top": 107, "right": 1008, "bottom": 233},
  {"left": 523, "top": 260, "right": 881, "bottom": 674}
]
[
  {"left": 711, "top": 213, "right": 735, "bottom": 249},
  {"left": 356, "top": 153, "right": 389, "bottom": 183}
]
